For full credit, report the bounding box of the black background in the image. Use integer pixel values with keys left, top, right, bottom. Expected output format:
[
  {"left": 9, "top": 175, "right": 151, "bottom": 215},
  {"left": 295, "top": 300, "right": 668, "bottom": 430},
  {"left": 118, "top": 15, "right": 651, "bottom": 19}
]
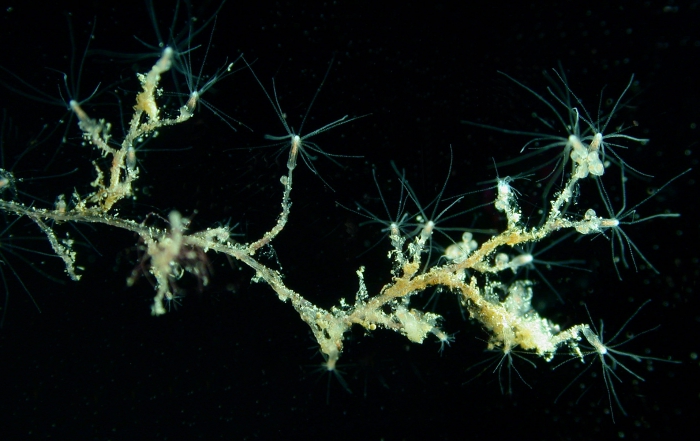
[{"left": 1, "top": 1, "right": 698, "bottom": 440}]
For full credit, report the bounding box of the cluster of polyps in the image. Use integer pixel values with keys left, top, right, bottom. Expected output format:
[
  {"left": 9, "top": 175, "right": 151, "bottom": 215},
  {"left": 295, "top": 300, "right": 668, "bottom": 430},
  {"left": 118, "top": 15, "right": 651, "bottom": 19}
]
[{"left": 569, "top": 131, "right": 605, "bottom": 179}]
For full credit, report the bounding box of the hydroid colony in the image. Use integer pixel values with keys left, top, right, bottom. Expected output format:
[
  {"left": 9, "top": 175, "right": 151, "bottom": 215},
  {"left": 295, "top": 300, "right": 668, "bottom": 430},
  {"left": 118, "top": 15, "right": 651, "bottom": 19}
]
[{"left": 0, "top": 4, "right": 685, "bottom": 421}]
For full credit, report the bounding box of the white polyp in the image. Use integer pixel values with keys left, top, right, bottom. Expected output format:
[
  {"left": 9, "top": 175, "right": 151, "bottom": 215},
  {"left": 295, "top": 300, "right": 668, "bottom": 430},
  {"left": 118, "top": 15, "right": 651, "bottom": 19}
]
[
  {"left": 458, "top": 231, "right": 478, "bottom": 255},
  {"left": 587, "top": 152, "right": 604, "bottom": 176},
  {"left": 582, "top": 327, "right": 607, "bottom": 354},
  {"left": 168, "top": 210, "right": 186, "bottom": 237},
  {"left": 186, "top": 91, "right": 199, "bottom": 112},
  {"left": 126, "top": 147, "right": 137, "bottom": 170},
  {"left": 444, "top": 243, "right": 466, "bottom": 261},
  {"left": 569, "top": 135, "right": 586, "bottom": 158},
  {"left": 389, "top": 223, "right": 401, "bottom": 239},
  {"left": 497, "top": 178, "right": 511, "bottom": 198},
  {"left": 288, "top": 136, "right": 300, "bottom": 170},
  {"left": 495, "top": 252, "right": 509, "bottom": 269},
  {"left": 420, "top": 220, "right": 435, "bottom": 241},
  {"left": 55, "top": 194, "right": 67, "bottom": 213},
  {"left": 495, "top": 178, "right": 514, "bottom": 213},
  {"left": 157, "top": 47, "right": 174, "bottom": 72},
  {"left": 69, "top": 100, "right": 89, "bottom": 122},
  {"left": 601, "top": 218, "right": 620, "bottom": 228},
  {"left": 509, "top": 253, "right": 533, "bottom": 270}
]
